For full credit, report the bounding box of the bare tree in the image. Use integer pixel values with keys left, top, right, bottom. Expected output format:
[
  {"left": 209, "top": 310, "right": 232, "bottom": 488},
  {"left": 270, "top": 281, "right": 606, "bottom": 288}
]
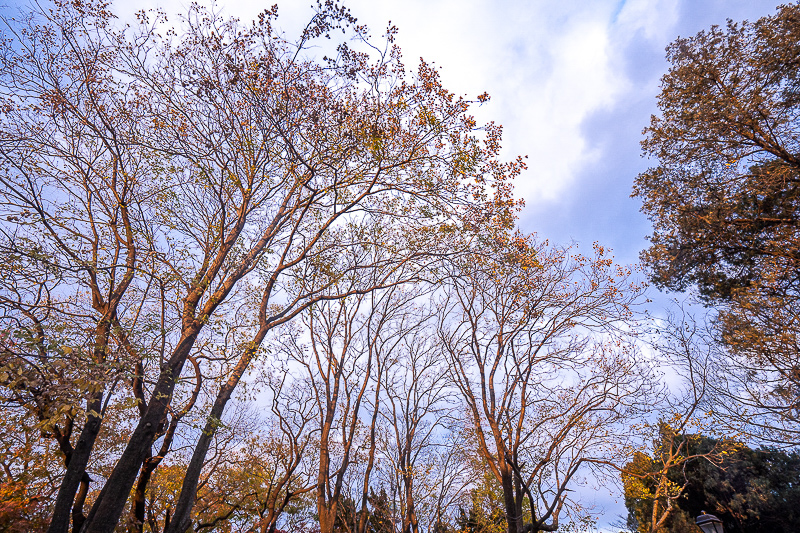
[
  {"left": 703, "top": 294, "right": 800, "bottom": 446},
  {"left": 425, "top": 429, "right": 474, "bottom": 533},
  {"left": 0, "top": 2, "right": 162, "bottom": 528},
  {"left": 380, "top": 311, "right": 455, "bottom": 533},
  {"left": 1, "top": 0, "right": 518, "bottom": 530},
  {"left": 439, "top": 234, "right": 653, "bottom": 533},
  {"left": 286, "top": 283, "right": 418, "bottom": 533}
]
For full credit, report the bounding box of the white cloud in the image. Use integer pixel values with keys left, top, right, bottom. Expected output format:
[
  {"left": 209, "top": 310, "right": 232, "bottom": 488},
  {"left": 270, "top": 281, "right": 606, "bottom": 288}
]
[
  {"left": 311, "top": 0, "right": 638, "bottom": 203},
  {"left": 322, "top": 0, "right": 680, "bottom": 204},
  {"left": 497, "top": 15, "right": 627, "bottom": 202},
  {"left": 615, "top": 0, "right": 680, "bottom": 42},
  {"left": 111, "top": 0, "right": 682, "bottom": 205}
]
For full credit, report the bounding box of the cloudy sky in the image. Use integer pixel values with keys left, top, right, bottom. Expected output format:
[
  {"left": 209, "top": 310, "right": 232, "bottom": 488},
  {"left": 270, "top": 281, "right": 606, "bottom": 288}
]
[
  {"left": 106, "top": 0, "right": 795, "bottom": 527},
  {"left": 108, "top": 0, "right": 782, "bottom": 266},
  {"left": 290, "top": 0, "right": 777, "bottom": 267}
]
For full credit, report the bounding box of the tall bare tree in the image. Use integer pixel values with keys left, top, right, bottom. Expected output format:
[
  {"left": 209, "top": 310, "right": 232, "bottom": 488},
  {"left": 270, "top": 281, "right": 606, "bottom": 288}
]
[
  {"left": 0, "top": 0, "right": 519, "bottom": 530},
  {"left": 621, "top": 308, "right": 735, "bottom": 533},
  {"left": 0, "top": 2, "right": 163, "bottom": 529},
  {"left": 439, "top": 234, "right": 653, "bottom": 533},
  {"left": 284, "top": 282, "right": 417, "bottom": 533},
  {"left": 380, "top": 313, "right": 455, "bottom": 533}
]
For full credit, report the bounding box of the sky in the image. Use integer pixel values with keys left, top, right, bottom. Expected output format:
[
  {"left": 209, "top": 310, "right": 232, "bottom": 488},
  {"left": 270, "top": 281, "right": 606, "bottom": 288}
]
[
  {"left": 107, "top": 0, "right": 780, "bottom": 529},
  {"left": 16, "top": 0, "right": 784, "bottom": 528},
  {"left": 108, "top": 0, "right": 784, "bottom": 268}
]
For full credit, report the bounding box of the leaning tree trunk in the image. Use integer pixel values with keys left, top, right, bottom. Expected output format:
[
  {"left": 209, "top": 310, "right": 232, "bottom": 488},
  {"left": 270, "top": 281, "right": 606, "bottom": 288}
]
[{"left": 80, "top": 330, "right": 202, "bottom": 533}]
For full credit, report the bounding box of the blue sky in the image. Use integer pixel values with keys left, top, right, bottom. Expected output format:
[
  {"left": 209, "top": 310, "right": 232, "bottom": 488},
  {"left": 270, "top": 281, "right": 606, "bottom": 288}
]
[
  {"left": 108, "top": 0, "right": 780, "bottom": 267},
  {"left": 108, "top": 0, "right": 782, "bottom": 527},
  {"left": 31, "top": 0, "right": 785, "bottom": 528},
  {"left": 320, "top": 0, "right": 778, "bottom": 267}
]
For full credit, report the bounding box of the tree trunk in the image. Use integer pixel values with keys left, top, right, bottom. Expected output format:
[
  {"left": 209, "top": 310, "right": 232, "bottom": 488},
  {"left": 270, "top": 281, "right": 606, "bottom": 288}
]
[
  {"left": 79, "top": 406, "right": 164, "bottom": 532},
  {"left": 318, "top": 504, "right": 337, "bottom": 533},
  {"left": 165, "top": 339, "right": 262, "bottom": 533},
  {"left": 48, "top": 395, "right": 103, "bottom": 533},
  {"left": 501, "top": 469, "right": 520, "bottom": 533},
  {"left": 71, "top": 472, "right": 92, "bottom": 533},
  {"left": 80, "top": 332, "right": 200, "bottom": 533},
  {"left": 403, "top": 474, "right": 419, "bottom": 533},
  {"left": 130, "top": 449, "right": 156, "bottom": 533},
  {"left": 163, "top": 383, "right": 236, "bottom": 533}
]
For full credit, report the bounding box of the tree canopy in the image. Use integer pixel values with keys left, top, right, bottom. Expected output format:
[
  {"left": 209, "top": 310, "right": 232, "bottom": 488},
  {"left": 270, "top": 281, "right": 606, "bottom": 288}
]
[
  {"left": 634, "top": 3, "right": 800, "bottom": 303},
  {"left": 0, "top": 1, "right": 653, "bottom": 533},
  {"left": 0, "top": 1, "right": 522, "bottom": 531},
  {"left": 623, "top": 432, "right": 800, "bottom": 533},
  {"left": 633, "top": 3, "right": 800, "bottom": 444},
  {"left": 4, "top": 0, "right": 799, "bottom": 532}
]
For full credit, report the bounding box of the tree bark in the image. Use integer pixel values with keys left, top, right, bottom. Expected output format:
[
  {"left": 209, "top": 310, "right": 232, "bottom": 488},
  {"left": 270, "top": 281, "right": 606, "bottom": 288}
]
[
  {"left": 48, "top": 395, "right": 103, "bottom": 533},
  {"left": 318, "top": 504, "right": 338, "bottom": 533},
  {"left": 403, "top": 474, "right": 419, "bottom": 533},
  {"left": 130, "top": 449, "right": 156, "bottom": 533},
  {"left": 80, "top": 332, "right": 200, "bottom": 533},
  {"left": 71, "top": 472, "right": 92, "bottom": 533},
  {"left": 501, "top": 469, "right": 520, "bottom": 533}
]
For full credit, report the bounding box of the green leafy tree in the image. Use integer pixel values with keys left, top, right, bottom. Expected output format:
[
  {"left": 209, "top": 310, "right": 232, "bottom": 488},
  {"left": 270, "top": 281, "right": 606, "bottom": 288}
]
[
  {"left": 621, "top": 423, "right": 731, "bottom": 533},
  {"left": 455, "top": 471, "right": 507, "bottom": 533},
  {"left": 634, "top": 3, "right": 800, "bottom": 301},
  {"left": 623, "top": 432, "right": 800, "bottom": 533}
]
